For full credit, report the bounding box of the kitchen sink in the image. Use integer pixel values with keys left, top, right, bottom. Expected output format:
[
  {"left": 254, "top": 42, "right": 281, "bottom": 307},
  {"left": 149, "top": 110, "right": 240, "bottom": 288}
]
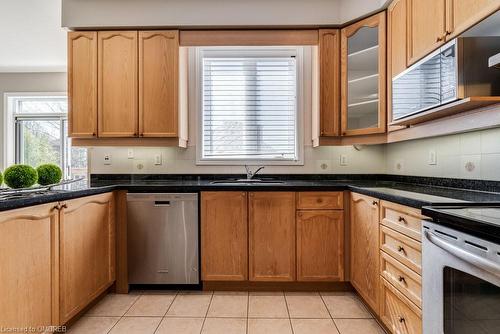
[{"left": 210, "top": 179, "right": 285, "bottom": 185}]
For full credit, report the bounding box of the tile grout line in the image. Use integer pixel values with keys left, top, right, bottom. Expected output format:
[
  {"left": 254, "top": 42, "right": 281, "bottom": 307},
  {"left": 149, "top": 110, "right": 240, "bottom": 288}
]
[
  {"left": 283, "top": 291, "right": 295, "bottom": 334},
  {"left": 153, "top": 292, "right": 179, "bottom": 334},
  {"left": 105, "top": 292, "right": 142, "bottom": 334},
  {"left": 199, "top": 291, "right": 214, "bottom": 334},
  {"left": 319, "top": 292, "right": 343, "bottom": 334},
  {"left": 246, "top": 292, "right": 250, "bottom": 334}
]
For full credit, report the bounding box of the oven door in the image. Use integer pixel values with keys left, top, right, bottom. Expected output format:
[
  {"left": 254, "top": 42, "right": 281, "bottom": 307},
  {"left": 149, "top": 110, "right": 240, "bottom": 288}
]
[{"left": 422, "top": 221, "right": 500, "bottom": 334}]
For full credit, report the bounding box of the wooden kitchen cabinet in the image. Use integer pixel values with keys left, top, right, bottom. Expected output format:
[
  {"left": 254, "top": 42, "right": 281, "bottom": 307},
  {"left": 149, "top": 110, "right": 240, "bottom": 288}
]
[
  {"left": 445, "top": 0, "right": 500, "bottom": 39},
  {"left": 249, "top": 192, "right": 296, "bottom": 281},
  {"left": 59, "top": 193, "right": 116, "bottom": 323},
  {"left": 0, "top": 203, "right": 59, "bottom": 328},
  {"left": 407, "top": 0, "right": 447, "bottom": 65},
  {"left": 341, "top": 12, "right": 386, "bottom": 136},
  {"left": 97, "top": 31, "right": 138, "bottom": 137},
  {"left": 201, "top": 192, "right": 248, "bottom": 281},
  {"left": 350, "top": 193, "right": 380, "bottom": 313},
  {"left": 68, "top": 31, "right": 98, "bottom": 138},
  {"left": 139, "top": 30, "right": 179, "bottom": 137},
  {"left": 319, "top": 29, "right": 341, "bottom": 137},
  {"left": 297, "top": 210, "right": 344, "bottom": 281}
]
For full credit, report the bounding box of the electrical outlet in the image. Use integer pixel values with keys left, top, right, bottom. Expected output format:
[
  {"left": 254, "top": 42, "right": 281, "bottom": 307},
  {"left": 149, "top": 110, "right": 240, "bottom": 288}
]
[
  {"left": 154, "top": 153, "right": 162, "bottom": 166},
  {"left": 339, "top": 154, "right": 348, "bottom": 166},
  {"left": 134, "top": 159, "right": 146, "bottom": 172},
  {"left": 127, "top": 149, "right": 134, "bottom": 159},
  {"left": 395, "top": 159, "right": 404, "bottom": 172},
  {"left": 428, "top": 150, "right": 437, "bottom": 165},
  {"left": 103, "top": 154, "right": 112, "bottom": 165}
]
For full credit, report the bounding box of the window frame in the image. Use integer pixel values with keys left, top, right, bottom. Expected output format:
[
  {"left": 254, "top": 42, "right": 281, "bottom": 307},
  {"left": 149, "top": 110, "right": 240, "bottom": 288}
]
[
  {"left": 3, "top": 93, "right": 86, "bottom": 179},
  {"left": 195, "top": 46, "right": 305, "bottom": 166}
]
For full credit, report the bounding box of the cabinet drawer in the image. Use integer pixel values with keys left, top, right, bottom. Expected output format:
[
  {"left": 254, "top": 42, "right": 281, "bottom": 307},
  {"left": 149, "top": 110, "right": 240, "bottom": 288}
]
[
  {"left": 380, "top": 277, "right": 422, "bottom": 334},
  {"left": 380, "top": 201, "right": 424, "bottom": 241},
  {"left": 380, "top": 226, "right": 422, "bottom": 275},
  {"left": 297, "top": 192, "right": 343, "bottom": 210},
  {"left": 380, "top": 251, "right": 421, "bottom": 308}
]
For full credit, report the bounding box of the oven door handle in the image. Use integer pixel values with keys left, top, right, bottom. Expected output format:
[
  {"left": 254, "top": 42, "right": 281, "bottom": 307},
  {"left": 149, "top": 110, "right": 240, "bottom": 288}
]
[{"left": 425, "top": 230, "right": 500, "bottom": 278}]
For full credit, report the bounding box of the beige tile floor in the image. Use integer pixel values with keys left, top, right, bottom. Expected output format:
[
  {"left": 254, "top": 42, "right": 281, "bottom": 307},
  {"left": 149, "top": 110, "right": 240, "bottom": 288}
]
[{"left": 67, "top": 291, "right": 386, "bottom": 334}]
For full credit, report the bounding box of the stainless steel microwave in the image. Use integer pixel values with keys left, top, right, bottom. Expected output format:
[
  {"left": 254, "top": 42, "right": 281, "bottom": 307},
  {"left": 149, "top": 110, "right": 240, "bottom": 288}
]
[{"left": 392, "top": 37, "right": 500, "bottom": 121}]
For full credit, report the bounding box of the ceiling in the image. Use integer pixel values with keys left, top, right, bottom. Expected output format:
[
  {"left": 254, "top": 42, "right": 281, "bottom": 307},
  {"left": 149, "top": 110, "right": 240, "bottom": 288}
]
[
  {"left": 0, "top": 0, "right": 66, "bottom": 72},
  {"left": 0, "top": 0, "right": 388, "bottom": 73}
]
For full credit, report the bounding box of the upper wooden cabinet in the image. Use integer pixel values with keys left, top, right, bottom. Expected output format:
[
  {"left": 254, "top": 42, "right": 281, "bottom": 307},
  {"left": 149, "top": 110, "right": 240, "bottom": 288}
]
[
  {"left": 201, "top": 191, "right": 248, "bottom": 281},
  {"left": 388, "top": 0, "right": 407, "bottom": 78},
  {"left": 319, "top": 29, "right": 341, "bottom": 137},
  {"left": 68, "top": 32, "right": 98, "bottom": 138},
  {"left": 350, "top": 192, "right": 380, "bottom": 313},
  {"left": 0, "top": 203, "right": 59, "bottom": 328},
  {"left": 59, "top": 193, "right": 116, "bottom": 324},
  {"left": 407, "top": 0, "right": 447, "bottom": 65},
  {"left": 445, "top": 0, "right": 500, "bottom": 39},
  {"left": 69, "top": 30, "right": 181, "bottom": 140},
  {"left": 341, "top": 12, "right": 386, "bottom": 136},
  {"left": 249, "top": 192, "right": 296, "bottom": 282},
  {"left": 297, "top": 210, "right": 344, "bottom": 281},
  {"left": 139, "top": 31, "right": 179, "bottom": 137},
  {"left": 407, "top": 0, "right": 499, "bottom": 65},
  {"left": 98, "top": 31, "right": 138, "bottom": 137}
]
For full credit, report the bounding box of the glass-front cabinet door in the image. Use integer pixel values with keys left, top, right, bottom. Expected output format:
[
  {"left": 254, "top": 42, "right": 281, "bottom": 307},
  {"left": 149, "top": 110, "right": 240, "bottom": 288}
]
[{"left": 341, "top": 12, "right": 386, "bottom": 136}]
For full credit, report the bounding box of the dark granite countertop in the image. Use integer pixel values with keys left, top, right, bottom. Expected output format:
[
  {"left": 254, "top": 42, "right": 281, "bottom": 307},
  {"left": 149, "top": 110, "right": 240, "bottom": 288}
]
[{"left": 2, "top": 174, "right": 500, "bottom": 212}]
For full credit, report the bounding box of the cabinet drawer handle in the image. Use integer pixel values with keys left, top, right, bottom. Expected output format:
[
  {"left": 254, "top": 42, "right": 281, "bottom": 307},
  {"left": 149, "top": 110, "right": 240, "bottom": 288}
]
[
  {"left": 398, "top": 316, "right": 405, "bottom": 323},
  {"left": 397, "top": 245, "right": 405, "bottom": 253},
  {"left": 398, "top": 216, "right": 407, "bottom": 223},
  {"left": 398, "top": 275, "right": 406, "bottom": 283}
]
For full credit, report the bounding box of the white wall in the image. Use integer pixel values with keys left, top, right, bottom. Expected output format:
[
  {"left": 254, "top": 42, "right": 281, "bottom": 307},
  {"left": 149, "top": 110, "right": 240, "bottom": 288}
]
[
  {"left": 0, "top": 72, "right": 67, "bottom": 168},
  {"left": 386, "top": 128, "right": 500, "bottom": 181}
]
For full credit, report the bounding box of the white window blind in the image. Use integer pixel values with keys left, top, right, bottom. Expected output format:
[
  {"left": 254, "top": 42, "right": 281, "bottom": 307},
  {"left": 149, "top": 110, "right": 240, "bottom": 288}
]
[{"left": 201, "top": 49, "right": 298, "bottom": 161}]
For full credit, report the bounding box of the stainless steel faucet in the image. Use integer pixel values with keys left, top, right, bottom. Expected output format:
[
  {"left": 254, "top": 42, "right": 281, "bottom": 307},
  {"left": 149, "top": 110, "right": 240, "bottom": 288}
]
[{"left": 245, "top": 165, "right": 265, "bottom": 180}]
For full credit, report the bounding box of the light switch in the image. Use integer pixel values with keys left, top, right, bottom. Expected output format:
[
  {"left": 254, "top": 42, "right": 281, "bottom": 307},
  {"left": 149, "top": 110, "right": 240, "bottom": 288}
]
[
  {"left": 154, "top": 153, "right": 162, "bottom": 165},
  {"left": 127, "top": 149, "right": 134, "bottom": 159},
  {"left": 340, "top": 154, "right": 348, "bottom": 166},
  {"left": 428, "top": 150, "right": 437, "bottom": 165}
]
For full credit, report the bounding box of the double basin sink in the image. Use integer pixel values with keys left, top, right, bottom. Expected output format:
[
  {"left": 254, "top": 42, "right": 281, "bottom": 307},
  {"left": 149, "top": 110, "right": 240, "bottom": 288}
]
[{"left": 210, "top": 179, "right": 285, "bottom": 185}]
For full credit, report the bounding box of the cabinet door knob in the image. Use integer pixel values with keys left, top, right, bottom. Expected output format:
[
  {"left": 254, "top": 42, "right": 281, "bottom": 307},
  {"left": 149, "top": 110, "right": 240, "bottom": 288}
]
[
  {"left": 317, "top": 198, "right": 323, "bottom": 203},
  {"left": 92, "top": 132, "right": 96, "bottom": 137},
  {"left": 372, "top": 201, "right": 378, "bottom": 206},
  {"left": 436, "top": 35, "right": 445, "bottom": 42},
  {"left": 398, "top": 316, "right": 405, "bottom": 323},
  {"left": 398, "top": 216, "right": 406, "bottom": 223}
]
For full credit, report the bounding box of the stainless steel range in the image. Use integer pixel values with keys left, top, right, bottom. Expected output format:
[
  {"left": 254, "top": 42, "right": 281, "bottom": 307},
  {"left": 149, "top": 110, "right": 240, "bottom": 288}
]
[{"left": 422, "top": 207, "right": 500, "bottom": 334}]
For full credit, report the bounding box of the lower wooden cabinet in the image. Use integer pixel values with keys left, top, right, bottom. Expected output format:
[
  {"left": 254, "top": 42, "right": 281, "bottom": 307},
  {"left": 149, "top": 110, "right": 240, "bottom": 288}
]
[
  {"left": 380, "top": 277, "right": 422, "bottom": 334},
  {"left": 0, "top": 203, "right": 59, "bottom": 328},
  {"left": 249, "top": 192, "right": 296, "bottom": 281},
  {"left": 201, "top": 191, "right": 248, "bottom": 281},
  {"left": 59, "top": 193, "right": 116, "bottom": 324},
  {"left": 297, "top": 210, "right": 344, "bottom": 281},
  {"left": 350, "top": 193, "right": 380, "bottom": 313}
]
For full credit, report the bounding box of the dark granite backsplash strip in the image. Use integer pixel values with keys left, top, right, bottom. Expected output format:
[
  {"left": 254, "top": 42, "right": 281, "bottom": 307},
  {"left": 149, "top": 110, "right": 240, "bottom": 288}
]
[{"left": 90, "top": 173, "right": 500, "bottom": 193}]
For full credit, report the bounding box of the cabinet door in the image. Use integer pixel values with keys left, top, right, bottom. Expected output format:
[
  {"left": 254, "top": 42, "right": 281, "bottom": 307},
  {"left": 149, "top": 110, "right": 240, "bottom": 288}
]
[
  {"left": 350, "top": 193, "right": 380, "bottom": 313},
  {"left": 98, "top": 31, "right": 138, "bottom": 137},
  {"left": 407, "top": 0, "right": 446, "bottom": 65},
  {"left": 59, "top": 193, "right": 116, "bottom": 323},
  {"left": 297, "top": 210, "right": 344, "bottom": 281},
  {"left": 387, "top": 0, "right": 408, "bottom": 132},
  {"left": 341, "top": 12, "right": 386, "bottom": 136},
  {"left": 0, "top": 203, "right": 59, "bottom": 327},
  {"left": 201, "top": 192, "right": 248, "bottom": 281},
  {"left": 68, "top": 32, "right": 98, "bottom": 138},
  {"left": 139, "top": 30, "right": 179, "bottom": 137},
  {"left": 249, "top": 192, "right": 296, "bottom": 281},
  {"left": 319, "top": 29, "right": 340, "bottom": 137},
  {"left": 446, "top": 0, "right": 500, "bottom": 39}
]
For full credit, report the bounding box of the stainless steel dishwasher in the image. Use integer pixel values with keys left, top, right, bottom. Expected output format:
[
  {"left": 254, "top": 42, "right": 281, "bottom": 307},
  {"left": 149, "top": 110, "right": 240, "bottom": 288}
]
[{"left": 127, "top": 193, "right": 199, "bottom": 285}]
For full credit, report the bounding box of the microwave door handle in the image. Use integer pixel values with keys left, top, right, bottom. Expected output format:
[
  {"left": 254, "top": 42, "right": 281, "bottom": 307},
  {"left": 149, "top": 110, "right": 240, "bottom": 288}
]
[{"left": 424, "top": 231, "right": 500, "bottom": 278}]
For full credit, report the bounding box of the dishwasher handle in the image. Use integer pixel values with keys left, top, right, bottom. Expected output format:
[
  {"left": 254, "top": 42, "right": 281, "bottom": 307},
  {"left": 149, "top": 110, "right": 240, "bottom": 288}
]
[{"left": 154, "top": 201, "right": 171, "bottom": 207}]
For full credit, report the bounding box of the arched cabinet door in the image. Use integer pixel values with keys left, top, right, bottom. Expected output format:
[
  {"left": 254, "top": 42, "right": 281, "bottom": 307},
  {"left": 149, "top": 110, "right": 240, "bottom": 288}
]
[
  {"left": 98, "top": 31, "right": 138, "bottom": 137},
  {"left": 68, "top": 31, "right": 98, "bottom": 138},
  {"left": 139, "top": 31, "right": 179, "bottom": 138},
  {"left": 340, "top": 12, "right": 387, "bottom": 137}
]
